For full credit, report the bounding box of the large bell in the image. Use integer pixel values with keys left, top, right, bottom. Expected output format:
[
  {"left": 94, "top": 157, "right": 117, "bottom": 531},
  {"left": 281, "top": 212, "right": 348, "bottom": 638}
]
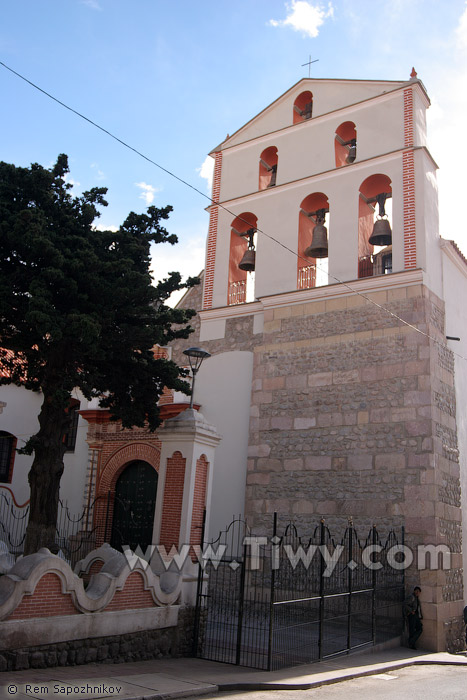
[
  {"left": 369, "top": 218, "right": 392, "bottom": 247},
  {"left": 305, "top": 223, "right": 328, "bottom": 258},
  {"left": 239, "top": 248, "right": 256, "bottom": 272}
]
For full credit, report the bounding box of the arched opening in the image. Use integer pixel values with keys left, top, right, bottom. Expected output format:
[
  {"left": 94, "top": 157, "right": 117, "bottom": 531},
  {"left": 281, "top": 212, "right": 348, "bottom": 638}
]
[
  {"left": 259, "top": 146, "right": 278, "bottom": 190},
  {"left": 228, "top": 212, "right": 258, "bottom": 305},
  {"left": 298, "top": 193, "right": 329, "bottom": 289},
  {"left": 335, "top": 122, "right": 357, "bottom": 167},
  {"left": 110, "top": 460, "right": 158, "bottom": 552},
  {"left": 358, "top": 175, "right": 393, "bottom": 278},
  {"left": 0, "top": 431, "right": 16, "bottom": 483},
  {"left": 293, "top": 91, "right": 313, "bottom": 124}
]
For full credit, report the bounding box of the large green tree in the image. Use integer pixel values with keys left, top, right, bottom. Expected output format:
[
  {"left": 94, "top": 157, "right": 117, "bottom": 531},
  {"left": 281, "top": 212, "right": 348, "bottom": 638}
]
[{"left": 0, "top": 154, "right": 198, "bottom": 554}]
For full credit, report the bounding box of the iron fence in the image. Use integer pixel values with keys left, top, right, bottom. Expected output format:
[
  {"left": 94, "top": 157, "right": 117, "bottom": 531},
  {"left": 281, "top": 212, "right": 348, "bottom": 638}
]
[
  {"left": 194, "top": 514, "right": 405, "bottom": 670},
  {"left": 0, "top": 488, "right": 116, "bottom": 567}
]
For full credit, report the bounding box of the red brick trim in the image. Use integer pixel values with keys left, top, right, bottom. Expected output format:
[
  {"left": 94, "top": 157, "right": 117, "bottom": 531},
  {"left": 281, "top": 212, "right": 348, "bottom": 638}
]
[
  {"left": 190, "top": 454, "right": 208, "bottom": 549},
  {"left": 403, "top": 88, "right": 414, "bottom": 148},
  {"left": 160, "top": 451, "right": 186, "bottom": 548},
  {"left": 97, "top": 443, "right": 160, "bottom": 495},
  {"left": 103, "top": 571, "right": 154, "bottom": 611},
  {"left": 403, "top": 88, "right": 416, "bottom": 269},
  {"left": 203, "top": 151, "right": 223, "bottom": 310},
  {"left": 7, "top": 573, "right": 79, "bottom": 620}
]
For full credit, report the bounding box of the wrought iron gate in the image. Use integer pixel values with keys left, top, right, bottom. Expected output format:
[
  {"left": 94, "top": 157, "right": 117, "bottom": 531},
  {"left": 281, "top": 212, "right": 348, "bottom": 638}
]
[{"left": 194, "top": 514, "right": 405, "bottom": 670}]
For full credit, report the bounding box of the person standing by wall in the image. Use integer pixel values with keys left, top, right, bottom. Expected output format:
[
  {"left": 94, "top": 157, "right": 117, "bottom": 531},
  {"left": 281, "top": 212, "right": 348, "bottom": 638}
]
[{"left": 404, "top": 586, "right": 423, "bottom": 650}]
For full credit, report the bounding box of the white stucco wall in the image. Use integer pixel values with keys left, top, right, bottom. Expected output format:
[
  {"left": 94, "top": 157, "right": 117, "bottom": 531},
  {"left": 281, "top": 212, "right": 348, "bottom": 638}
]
[
  {"left": 219, "top": 90, "right": 406, "bottom": 204},
  {"left": 0, "top": 384, "right": 90, "bottom": 514},
  {"left": 210, "top": 153, "right": 407, "bottom": 307},
  {"left": 224, "top": 79, "right": 407, "bottom": 149},
  {"left": 193, "top": 350, "right": 254, "bottom": 540},
  {"left": 441, "top": 244, "right": 467, "bottom": 604}
]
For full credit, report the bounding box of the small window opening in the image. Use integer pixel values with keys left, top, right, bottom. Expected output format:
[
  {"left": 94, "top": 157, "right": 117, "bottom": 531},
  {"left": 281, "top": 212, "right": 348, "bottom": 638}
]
[{"left": 0, "top": 431, "right": 16, "bottom": 483}]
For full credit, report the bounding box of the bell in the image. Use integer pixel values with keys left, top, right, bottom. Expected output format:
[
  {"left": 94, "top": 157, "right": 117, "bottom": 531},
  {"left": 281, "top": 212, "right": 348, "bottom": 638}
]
[
  {"left": 239, "top": 248, "right": 256, "bottom": 271},
  {"left": 369, "top": 218, "right": 392, "bottom": 246},
  {"left": 346, "top": 142, "right": 357, "bottom": 164},
  {"left": 305, "top": 223, "right": 328, "bottom": 258}
]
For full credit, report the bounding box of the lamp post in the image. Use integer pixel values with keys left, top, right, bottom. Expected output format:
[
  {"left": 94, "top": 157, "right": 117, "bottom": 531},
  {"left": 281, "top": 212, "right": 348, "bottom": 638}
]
[{"left": 183, "top": 347, "right": 211, "bottom": 409}]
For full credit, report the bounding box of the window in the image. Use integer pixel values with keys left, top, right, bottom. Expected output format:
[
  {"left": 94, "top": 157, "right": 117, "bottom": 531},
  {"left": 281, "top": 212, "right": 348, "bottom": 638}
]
[
  {"left": 64, "top": 400, "right": 80, "bottom": 452},
  {"left": 0, "top": 431, "right": 16, "bottom": 483}
]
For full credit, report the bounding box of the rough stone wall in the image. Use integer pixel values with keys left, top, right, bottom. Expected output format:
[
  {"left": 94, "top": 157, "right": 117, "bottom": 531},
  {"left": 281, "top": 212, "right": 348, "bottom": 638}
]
[
  {"left": 246, "top": 286, "right": 433, "bottom": 530},
  {"left": 0, "top": 606, "right": 196, "bottom": 672},
  {"left": 241, "top": 282, "right": 463, "bottom": 651},
  {"left": 170, "top": 275, "right": 204, "bottom": 367},
  {"left": 169, "top": 278, "right": 464, "bottom": 652}
]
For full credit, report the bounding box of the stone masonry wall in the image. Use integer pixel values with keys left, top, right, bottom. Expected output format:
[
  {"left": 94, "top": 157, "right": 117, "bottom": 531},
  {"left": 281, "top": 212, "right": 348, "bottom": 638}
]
[
  {"left": 0, "top": 606, "right": 196, "bottom": 672},
  {"left": 244, "top": 283, "right": 463, "bottom": 651},
  {"left": 170, "top": 278, "right": 464, "bottom": 651}
]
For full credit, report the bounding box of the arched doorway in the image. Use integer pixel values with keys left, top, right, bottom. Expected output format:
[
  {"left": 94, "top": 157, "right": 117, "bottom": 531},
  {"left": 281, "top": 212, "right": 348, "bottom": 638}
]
[{"left": 110, "top": 460, "right": 158, "bottom": 552}]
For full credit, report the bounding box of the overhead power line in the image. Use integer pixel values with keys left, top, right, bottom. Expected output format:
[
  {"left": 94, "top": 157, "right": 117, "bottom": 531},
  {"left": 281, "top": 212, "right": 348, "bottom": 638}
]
[{"left": 1, "top": 60, "right": 466, "bottom": 362}]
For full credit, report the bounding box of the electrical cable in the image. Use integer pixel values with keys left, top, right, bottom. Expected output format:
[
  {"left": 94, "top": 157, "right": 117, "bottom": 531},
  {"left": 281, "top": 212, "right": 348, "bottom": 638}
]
[{"left": 1, "top": 59, "right": 466, "bottom": 362}]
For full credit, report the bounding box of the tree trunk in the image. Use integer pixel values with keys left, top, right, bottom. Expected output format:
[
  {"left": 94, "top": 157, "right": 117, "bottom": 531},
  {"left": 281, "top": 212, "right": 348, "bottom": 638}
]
[{"left": 23, "top": 392, "right": 70, "bottom": 555}]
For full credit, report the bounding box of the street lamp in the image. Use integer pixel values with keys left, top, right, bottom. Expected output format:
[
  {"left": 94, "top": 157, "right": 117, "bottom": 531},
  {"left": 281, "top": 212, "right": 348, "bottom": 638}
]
[{"left": 183, "top": 347, "right": 211, "bottom": 409}]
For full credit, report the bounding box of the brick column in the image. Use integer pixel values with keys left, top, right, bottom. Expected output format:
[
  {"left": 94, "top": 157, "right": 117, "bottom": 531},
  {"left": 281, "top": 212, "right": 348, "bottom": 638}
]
[{"left": 153, "top": 409, "right": 221, "bottom": 548}]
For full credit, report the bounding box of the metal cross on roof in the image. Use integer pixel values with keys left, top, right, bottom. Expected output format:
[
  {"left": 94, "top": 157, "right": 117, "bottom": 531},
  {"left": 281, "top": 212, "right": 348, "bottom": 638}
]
[{"left": 302, "top": 56, "right": 319, "bottom": 78}]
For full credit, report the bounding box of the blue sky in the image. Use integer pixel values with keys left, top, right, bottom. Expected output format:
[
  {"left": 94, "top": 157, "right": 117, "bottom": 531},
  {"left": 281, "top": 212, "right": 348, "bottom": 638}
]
[{"left": 1, "top": 1, "right": 467, "bottom": 295}]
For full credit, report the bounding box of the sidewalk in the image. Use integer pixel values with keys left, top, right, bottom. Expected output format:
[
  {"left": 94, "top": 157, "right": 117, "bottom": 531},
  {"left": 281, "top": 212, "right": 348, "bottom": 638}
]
[{"left": 1, "top": 647, "right": 467, "bottom": 699}]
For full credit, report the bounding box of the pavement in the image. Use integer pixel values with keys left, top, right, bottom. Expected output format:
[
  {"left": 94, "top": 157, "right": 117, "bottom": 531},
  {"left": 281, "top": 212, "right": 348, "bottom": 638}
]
[{"left": 1, "top": 647, "right": 467, "bottom": 700}]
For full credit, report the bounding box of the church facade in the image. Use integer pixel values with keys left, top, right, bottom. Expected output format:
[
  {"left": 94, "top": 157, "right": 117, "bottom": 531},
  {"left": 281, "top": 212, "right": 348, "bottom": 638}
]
[
  {"left": 2, "top": 73, "right": 466, "bottom": 654},
  {"left": 169, "top": 73, "right": 467, "bottom": 652}
]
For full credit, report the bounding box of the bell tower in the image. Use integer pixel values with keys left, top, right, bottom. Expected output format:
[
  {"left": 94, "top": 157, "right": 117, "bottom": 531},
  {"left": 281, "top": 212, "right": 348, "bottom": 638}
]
[
  {"left": 168, "top": 72, "right": 467, "bottom": 653},
  {"left": 201, "top": 71, "right": 439, "bottom": 312}
]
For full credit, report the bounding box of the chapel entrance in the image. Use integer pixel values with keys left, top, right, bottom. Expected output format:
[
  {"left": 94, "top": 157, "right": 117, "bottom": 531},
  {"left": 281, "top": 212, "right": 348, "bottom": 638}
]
[{"left": 110, "top": 460, "right": 158, "bottom": 552}]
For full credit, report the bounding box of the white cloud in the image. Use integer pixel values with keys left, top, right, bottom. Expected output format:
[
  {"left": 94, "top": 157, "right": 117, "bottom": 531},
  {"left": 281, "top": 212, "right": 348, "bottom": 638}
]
[
  {"left": 197, "top": 155, "right": 214, "bottom": 193},
  {"left": 91, "top": 163, "right": 106, "bottom": 181},
  {"left": 93, "top": 224, "right": 119, "bottom": 233},
  {"left": 427, "top": 4, "right": 467, "bottom": 255},
  {"left": 150, "top": 233, "right": 205, "bottom": 307},
  {"left": 63, "top": 174, "right": 80, "bottom": 189},
  {"left": 456, "top": 3, "right": 467, "bottom": 48},
  {"left": 269, "top": 1, "right": 334, "bottom": 38},
  {"left": 135, "top": 181, "right": 161, "bottom": 206},
  {"left": 81, "top": 0, "right": 102, "bottom": 10}
]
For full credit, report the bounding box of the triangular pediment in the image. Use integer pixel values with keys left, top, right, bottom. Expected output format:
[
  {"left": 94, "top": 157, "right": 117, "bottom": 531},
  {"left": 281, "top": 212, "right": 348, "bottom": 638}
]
[{"left": 211, "top": 77, "right": 410, "bottom": 152}]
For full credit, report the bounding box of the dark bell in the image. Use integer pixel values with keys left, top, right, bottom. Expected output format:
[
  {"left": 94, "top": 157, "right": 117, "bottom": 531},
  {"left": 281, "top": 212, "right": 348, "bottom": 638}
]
[
  {"left": 239, "top": 248, "right": 256, "bottom": 271},
  {"left": 304, "top": 223, "right": 328, "bottom": 258},
  {"left": 369, "top": 218, "right": 392, "bottom": 247},
  {"left": 346, "top": 143, "right": 357, "bottom": 163}
]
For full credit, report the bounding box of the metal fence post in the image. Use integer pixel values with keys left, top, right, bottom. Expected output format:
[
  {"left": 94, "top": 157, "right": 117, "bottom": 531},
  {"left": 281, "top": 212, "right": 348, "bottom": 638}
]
[
  {"left": 192, "top": 508, "right": 207, "bottom": 657},
  {"left": 371, "top": 525, "right": 377, "bottom": 644},
  {"left": 347, "top": 520, "right": 353, "bottom": 652},
  {"left": 267, "top": 511, "right": 278, "bottom": 671},
  {"left": 235, "top": 538, "right": 248, "bottom": 665},
  {"left": 318, "top": 519, "right": 325, "bottom": 661}
]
